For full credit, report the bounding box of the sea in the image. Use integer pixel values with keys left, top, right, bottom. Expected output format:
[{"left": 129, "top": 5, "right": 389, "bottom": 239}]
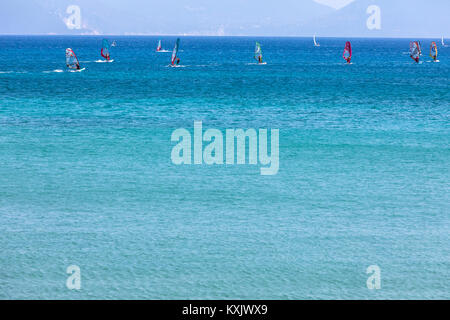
[{"left": 0, "top": 36, "right": 449, "bottom": 299}]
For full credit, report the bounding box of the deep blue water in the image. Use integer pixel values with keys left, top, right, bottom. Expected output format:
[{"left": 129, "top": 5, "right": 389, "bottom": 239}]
[{"left": 0, "top": 36, "right": 449, "bottom": 299}]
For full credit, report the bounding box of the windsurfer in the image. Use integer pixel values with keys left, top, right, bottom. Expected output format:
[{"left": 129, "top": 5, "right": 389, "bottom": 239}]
[
  {"left": 176, "top": 58, "right": 180, "bottom": 65},
  {"left": 343, "top": 42, "right": 352, "bottom": 64},
  {"left": 431, "top": 42, "right": 438, "bottom": 62}
]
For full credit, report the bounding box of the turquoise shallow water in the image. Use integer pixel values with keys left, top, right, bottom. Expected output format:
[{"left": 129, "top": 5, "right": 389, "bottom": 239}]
[{"left": 0, "top": 36, "right": 449, "bottom": 299}]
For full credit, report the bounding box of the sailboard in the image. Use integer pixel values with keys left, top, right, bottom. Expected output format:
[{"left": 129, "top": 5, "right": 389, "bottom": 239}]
[
  {"left": 430, "top": 41, "right": 438, "bottom": 62},
  {"left": 111, "top": 40, "right": 117, "bottom": 47},
  {"left": 66, "top": 48, "right": 81, "bottom": 70},
  {"left": 343, "top": 41, "right": 352, "bottom": 64},
  {"left": 101, "top": 39, "right": 111, "bottom": 61},
  {"left": 410, "top": 41, "right": 420, "bottom": 63},
  {"left": 254, "top": 42, "right": 265, "bottom": 64},
  {"left": 171, "top": 38, "right": 180, "bottom": 66},
  {"left": 313, "top": 35, "right": 320, "bottom": 47}
]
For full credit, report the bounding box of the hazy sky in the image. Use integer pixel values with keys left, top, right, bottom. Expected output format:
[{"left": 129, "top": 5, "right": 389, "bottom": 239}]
[{"left": 1, "top": 0, "right": 449, "bottom": 37}]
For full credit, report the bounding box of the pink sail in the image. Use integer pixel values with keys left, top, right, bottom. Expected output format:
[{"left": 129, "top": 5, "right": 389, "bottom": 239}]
[{"left": 343, "top": 41, "right": 352, "bottom": 64}]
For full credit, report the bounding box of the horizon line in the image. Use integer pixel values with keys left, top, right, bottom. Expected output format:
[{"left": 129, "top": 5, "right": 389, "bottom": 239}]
[{"left": 0, "top": 33, "right": 446, "bottom": 40}]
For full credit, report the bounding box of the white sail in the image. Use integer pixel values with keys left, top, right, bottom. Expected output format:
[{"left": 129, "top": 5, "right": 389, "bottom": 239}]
[
  {"left": 442, "top": 36, "right": 446, "bottom": 47},
  {"left": 313, "top": 35, "right": 320, "bottom": 47}
]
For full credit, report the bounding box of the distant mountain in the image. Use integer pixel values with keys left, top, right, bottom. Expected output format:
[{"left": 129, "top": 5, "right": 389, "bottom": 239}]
[
  {"left": 0, "top": 0, "right": 334, "bottom": 36},
  {"left": 303, "top": 0, "right": 450, "bottom": 37},
  {"left": 313, "top": 0, "right": 356, "bottom": 10},
  {"left": 0, "top": 0, "right": 449, "bottom": 37}
]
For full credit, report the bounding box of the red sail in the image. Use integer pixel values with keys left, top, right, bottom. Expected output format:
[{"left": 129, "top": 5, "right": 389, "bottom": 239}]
[
  {"left": 101, "top": 39, "right": 110, "bottom": 61},
  {"left": 101, "top": 48, "right": 108, "bottom": 60}
]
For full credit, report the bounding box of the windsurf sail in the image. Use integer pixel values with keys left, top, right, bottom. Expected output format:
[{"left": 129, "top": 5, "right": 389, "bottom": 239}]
[
  {"left": 255, "top": 42, "right": 263, "bottom": 63},
  {"left": 111, "top": 40, "right": 117, "bottom": 47},
  {"left": 410, "top": 41, "right": 420, "bottom": 63},
  {"left": 343, "top": 41, "right": 352, "bottom": 63},
  {"left": 101, "top": 39, "right": 110, "bottom": 61},
  {"left": 442, "top": 36, "right": 446, "bottom": 47},
  {"left": 171, "top": 38, "right": 180, "bottom": 65},
  {"left": 65, "top": 48, "right": 80, "bottom": 70},
  {"left": 313, "top": 35, "right": 320, "bottom": 47},
  {"left": 156, "top": 40, "right": 162, "bottom": 52},
  {"left": 430, "top": 41, "right": 438, "bottom": 61}
]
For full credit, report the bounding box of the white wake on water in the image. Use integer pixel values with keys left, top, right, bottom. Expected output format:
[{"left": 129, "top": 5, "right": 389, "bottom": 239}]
[
  {"left": 0, "top": 71, "right": 28, "bottom": 74},
  {"left": 68, "top": 68, "right": 86, "bottom": 72},
  {"left": 43, "top": 69, "right": 64, "bottom": 73}
]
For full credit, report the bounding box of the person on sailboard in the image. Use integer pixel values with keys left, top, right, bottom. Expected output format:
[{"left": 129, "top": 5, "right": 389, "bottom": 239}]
[
  {"left": 102, "top": 50, "right": 110, "bottom": 61},
  {"left": 410, "top": 52, "right": 419, "bottom": 63},
  {"left": 176, "top": 58, "right": 180, "bottom": 65},
  {"left": 258, "top": 56, "right": 263, "bottom": 64},
  {"left": 76, "top": 63, "right": 81, "bottom": 70}
]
